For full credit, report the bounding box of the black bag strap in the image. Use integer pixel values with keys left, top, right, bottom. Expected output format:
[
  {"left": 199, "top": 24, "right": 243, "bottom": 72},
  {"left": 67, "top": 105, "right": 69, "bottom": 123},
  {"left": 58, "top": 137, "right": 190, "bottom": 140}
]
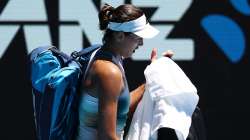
[
  {"left": 37, "top": 44, "right": 102, "bottom": 71},
  {"left": 71, "top": 44, "right": 101, "bottom": 59}
]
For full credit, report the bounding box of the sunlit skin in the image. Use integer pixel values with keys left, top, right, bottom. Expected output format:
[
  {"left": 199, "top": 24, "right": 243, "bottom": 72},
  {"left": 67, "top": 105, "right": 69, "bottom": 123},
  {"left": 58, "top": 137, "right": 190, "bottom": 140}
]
[{"left": 82, "top": 31, "right": 173, "bottom": 140}]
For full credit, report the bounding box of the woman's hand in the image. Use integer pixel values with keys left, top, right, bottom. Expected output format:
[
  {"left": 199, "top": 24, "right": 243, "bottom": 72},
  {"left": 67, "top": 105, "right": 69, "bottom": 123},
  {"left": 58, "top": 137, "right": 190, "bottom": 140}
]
[{"left": 150, "top": 48, "right": 174, "bottom": 62}]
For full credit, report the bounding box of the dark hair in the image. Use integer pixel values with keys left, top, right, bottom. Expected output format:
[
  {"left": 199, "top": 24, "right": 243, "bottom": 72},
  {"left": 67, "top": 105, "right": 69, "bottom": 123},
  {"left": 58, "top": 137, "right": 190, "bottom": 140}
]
[{"left": 98, "top": 4, "right": 144, "bottom": 43}]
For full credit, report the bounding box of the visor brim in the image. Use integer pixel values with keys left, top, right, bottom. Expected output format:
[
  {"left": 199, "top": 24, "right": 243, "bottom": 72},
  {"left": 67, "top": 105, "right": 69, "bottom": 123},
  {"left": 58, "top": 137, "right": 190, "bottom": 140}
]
[{"left": 133, "top": 24, "right": 159, "bottom": 39}]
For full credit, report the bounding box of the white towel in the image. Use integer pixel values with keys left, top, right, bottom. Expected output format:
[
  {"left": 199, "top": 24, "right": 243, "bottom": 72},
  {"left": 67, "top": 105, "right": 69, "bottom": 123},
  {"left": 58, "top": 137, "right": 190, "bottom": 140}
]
[{"left": 126, "top": 57, "right": 199, "bottom": 140}]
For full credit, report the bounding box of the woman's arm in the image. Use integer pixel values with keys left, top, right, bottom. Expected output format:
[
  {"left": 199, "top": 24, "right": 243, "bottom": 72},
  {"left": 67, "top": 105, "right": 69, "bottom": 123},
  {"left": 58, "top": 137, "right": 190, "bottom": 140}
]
[
  {"left": 127, "top": 48, "right": 155, "bottom": 118},
  {"left": 128, "top": 83, "right": 145, "bottom": 118},
  {"left": 93, "top": 60, "right": 124, "bottom": 140}
]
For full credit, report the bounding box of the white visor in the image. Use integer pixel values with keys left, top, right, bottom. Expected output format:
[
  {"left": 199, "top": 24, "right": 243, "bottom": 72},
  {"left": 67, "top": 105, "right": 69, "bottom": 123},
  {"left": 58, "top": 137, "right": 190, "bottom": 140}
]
[{"left": 107, "top": 14, "right": 159, "bottom": 38}]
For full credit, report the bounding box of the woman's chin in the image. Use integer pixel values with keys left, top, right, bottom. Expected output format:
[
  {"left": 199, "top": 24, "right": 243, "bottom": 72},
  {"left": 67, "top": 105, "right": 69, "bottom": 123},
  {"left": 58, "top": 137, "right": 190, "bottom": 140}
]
[
  {"left": 123, "top": 50, "right": 135, "bottom": 58},
  {"left": 124, "top": 53, "right": 132, "bottom": 58}
]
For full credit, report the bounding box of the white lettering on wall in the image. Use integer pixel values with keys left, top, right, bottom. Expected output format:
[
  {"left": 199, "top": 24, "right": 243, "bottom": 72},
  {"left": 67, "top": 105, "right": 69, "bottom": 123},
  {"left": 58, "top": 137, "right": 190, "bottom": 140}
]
[{"left": 0, "top": 0, "right": 194, "bottom": 60}]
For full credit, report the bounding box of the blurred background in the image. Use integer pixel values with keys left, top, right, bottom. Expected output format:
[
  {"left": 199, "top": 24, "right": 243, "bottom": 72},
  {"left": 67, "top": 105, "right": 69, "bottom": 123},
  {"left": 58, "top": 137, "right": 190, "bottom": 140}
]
[{"left": 0, "top": 0, "right": 249, "bottom": 139}]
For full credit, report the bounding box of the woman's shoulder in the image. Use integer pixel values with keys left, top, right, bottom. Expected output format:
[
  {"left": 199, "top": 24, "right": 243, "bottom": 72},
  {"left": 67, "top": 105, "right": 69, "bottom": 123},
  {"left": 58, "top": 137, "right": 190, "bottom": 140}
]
[
  {"left": 92, "top": 59, "right": 122, "bottom": 81},
  {"left": 91, "top": 59, "right": 124, "bottom": 97}
]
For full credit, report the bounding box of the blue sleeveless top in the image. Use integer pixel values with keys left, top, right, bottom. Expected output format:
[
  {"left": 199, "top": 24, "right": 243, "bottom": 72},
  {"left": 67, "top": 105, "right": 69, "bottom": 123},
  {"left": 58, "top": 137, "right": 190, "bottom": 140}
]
[{"left": 77, "top": 50, "right": 130, "bottom": 137}]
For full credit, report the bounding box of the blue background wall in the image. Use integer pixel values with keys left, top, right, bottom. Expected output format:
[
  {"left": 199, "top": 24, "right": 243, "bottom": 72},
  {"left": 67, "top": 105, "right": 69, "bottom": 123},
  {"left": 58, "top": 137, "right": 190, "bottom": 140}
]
[{"left": 0, "top": 0, "right": 249, "bottom": 139}]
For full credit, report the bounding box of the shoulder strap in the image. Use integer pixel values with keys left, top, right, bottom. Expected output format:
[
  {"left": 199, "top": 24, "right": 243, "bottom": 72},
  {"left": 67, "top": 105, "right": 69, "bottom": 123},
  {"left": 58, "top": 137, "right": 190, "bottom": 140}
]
[
  {"left": 83, "top": 48, "right": 101, "bottom": 80},
  {"left": 71, "top": 44, "right": 101, "bottom": 59}
]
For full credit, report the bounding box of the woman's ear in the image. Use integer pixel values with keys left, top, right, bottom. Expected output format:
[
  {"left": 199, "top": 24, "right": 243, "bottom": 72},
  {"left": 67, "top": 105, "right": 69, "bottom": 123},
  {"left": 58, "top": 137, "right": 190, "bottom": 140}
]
[{"left": 113, "top": 31, "right": 125, "bottom": 42}]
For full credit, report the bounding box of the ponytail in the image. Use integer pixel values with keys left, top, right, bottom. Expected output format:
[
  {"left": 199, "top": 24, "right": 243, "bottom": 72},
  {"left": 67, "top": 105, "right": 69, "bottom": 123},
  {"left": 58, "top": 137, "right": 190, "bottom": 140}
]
[{"left": 98, "top": 3, "right": 115, "bottom": 30}]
